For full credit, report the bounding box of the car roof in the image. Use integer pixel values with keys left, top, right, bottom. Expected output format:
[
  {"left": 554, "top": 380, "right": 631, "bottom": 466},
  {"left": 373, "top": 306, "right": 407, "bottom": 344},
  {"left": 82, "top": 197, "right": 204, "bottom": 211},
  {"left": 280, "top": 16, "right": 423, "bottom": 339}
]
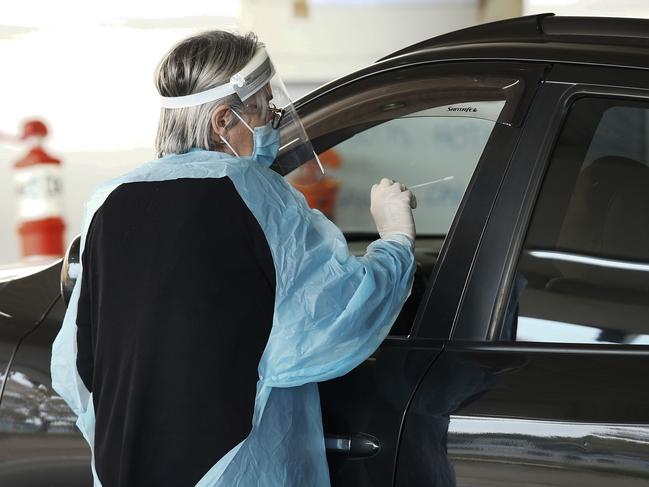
[
  {"left": 379, "top": 13, "right": 649, "bottom": 62},
  {"left": 297, "top": 13, "right": 649, "bottom": 107}
]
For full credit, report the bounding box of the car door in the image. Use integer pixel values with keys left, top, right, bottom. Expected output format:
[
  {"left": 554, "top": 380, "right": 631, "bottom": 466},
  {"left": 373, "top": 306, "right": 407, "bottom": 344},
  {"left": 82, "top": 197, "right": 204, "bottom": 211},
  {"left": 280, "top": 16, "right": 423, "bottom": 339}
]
[
  {"left": 396, "top": 64, "right": 649, "bottom": 486},
  {"left": 297, "top": 59, "right": 546, "bottom": 486},
  {"left": 1, "top": 263, "right": 61, "bottom": 394},
  {"left": 0, "top": 263, "right": 92, "bottom": 486}
]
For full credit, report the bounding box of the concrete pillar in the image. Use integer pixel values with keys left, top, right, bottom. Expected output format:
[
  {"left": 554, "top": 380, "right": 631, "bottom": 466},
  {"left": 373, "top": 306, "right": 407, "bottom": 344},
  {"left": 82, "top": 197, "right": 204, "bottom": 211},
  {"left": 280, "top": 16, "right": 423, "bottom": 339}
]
[{"left": 478, "top": 0, "right": 523, "bottom": 23}]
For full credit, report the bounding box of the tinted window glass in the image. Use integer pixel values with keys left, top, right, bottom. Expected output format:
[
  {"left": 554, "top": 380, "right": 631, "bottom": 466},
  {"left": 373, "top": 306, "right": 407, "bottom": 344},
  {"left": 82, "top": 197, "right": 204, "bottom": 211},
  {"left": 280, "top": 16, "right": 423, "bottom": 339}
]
[{"left": 505, "top": 98, "right": 649, "bottom": 344}]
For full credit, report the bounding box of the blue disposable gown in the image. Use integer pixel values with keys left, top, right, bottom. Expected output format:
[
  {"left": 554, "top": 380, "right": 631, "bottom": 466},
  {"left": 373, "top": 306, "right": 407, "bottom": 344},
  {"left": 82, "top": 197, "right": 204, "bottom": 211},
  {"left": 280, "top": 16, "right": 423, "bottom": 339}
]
[{"left": 51, "top": 149, "right": 416, "bottom": 486}]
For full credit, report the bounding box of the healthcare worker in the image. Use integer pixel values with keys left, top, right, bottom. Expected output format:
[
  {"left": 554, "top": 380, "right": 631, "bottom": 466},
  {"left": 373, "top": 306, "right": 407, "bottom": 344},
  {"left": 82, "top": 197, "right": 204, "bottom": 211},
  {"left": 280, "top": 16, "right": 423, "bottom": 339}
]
[{"left": 51, "top": 31, "right": 416, "bottom": 486}]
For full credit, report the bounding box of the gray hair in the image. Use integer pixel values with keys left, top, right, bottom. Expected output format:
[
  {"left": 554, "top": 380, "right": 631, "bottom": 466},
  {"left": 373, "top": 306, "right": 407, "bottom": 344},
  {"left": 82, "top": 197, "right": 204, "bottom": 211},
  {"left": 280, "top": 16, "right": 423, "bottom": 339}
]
[{"left": 154, "top": 31, "right": 259, "bottom": 158}]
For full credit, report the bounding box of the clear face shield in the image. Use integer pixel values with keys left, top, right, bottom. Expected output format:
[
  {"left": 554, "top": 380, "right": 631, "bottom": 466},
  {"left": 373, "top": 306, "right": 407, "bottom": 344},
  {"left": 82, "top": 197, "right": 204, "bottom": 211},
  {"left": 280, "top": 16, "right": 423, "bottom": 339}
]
[{"left": 160, "top": 47, "right": 324, "bottom": 185}]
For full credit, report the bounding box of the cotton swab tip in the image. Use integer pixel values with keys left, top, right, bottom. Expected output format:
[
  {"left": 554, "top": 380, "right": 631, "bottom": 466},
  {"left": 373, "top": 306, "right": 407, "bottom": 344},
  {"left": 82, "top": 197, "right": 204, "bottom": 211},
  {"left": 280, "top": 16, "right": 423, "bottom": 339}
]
[{"left": 409, "top": 176, "right": 454, "bottom": 190}]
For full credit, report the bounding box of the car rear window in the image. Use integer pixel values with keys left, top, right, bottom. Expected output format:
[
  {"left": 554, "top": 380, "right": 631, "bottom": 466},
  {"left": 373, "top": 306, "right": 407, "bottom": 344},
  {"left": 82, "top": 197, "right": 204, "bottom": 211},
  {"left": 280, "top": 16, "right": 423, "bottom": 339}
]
[{"left": 504, "top": 97, "right": 649, "bottom": 345}]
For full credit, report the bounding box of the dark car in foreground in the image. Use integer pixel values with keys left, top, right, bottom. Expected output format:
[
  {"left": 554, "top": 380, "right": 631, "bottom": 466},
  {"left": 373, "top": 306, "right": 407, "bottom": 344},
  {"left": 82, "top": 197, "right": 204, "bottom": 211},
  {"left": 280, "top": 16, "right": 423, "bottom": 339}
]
[{"left": 1, "top": 13, "right": 649, "bottom": 486}]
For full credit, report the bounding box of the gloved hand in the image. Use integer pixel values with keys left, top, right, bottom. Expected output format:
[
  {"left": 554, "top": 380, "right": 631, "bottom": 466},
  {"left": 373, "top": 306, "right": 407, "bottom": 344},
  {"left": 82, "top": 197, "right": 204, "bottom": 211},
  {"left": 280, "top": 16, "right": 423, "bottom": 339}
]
[{"left": 370, "top": 178, "right": 417, "bottom": 241}]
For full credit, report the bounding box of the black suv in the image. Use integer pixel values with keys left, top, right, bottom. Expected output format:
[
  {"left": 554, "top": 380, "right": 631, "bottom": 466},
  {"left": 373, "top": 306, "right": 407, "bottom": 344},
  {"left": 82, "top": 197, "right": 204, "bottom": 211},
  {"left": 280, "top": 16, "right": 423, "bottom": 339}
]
[{"left": 1, "top": 13, "right": 649, "bottom": 486}]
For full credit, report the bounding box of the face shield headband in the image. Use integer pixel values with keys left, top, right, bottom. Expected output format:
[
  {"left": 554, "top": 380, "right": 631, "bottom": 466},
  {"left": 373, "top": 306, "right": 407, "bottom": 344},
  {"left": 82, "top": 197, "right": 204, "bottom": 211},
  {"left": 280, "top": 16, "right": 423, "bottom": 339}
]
[{"left": 160, "top": 48, "right": 274, "bottom": 108}]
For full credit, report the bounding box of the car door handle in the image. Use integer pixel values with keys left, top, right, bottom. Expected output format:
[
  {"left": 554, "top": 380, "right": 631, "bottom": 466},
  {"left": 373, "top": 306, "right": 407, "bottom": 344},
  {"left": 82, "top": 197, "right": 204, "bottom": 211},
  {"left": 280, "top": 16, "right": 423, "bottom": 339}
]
[{"left": 324, "top": 433, "right": 380, "bottom": 458}]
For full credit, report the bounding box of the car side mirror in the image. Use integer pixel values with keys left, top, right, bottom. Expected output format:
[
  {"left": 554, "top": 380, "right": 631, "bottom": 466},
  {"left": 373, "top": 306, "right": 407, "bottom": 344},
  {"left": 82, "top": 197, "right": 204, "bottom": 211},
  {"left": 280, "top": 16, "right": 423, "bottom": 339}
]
[{"left": 60, "top": 235, "right": 81, "bottom": 308}]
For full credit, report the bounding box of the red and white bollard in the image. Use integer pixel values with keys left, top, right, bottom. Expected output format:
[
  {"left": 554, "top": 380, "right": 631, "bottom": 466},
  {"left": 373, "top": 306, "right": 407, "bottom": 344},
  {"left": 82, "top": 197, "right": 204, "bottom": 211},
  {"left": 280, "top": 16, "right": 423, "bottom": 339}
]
[{"left": 13, "top": 120, "right": 66, "bottom": 260}]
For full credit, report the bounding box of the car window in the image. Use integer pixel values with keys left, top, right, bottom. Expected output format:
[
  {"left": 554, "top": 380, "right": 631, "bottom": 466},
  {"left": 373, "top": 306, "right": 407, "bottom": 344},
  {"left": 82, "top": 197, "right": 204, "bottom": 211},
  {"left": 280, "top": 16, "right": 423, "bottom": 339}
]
[
  {"left": 287, "top": 65, "right": 527, "bottom": 337},
  {"left": 306, "top": 110, "right": 500, "bottom": 236},
  {"left": 289, "top": 69, "right": 524, "bottom": 237},
  {"left": 503, "top": 97, "right": 649, "bottom": 345}
]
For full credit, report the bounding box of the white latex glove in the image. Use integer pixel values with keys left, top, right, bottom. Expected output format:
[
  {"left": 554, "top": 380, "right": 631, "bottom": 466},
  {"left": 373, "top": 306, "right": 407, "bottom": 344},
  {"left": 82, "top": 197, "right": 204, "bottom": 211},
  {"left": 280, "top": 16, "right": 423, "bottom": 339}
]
[{"left": 370, "top": 178, "right": 417, "bottom": 241}]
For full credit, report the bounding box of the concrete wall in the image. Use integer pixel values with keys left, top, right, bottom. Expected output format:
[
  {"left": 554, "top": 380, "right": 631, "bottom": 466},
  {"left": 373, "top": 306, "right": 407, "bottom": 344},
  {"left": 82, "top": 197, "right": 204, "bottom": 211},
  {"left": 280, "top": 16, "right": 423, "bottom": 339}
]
[
  {"left": 1, "top": 1, "right": 531, "bottom": 265},
  {"left": 524, "top": 0, "right": 649, "bottom": 17},
  {"left": 239, "top": 0, "right": 479, "bottom": 84}
]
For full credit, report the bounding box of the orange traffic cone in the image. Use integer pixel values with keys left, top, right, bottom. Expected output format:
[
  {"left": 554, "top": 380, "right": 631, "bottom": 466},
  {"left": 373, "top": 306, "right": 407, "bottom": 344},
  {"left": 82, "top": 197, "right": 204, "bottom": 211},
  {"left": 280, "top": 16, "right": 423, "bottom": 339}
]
[{"left": 290, "top": 149, "right": 342, "bottom": 220}]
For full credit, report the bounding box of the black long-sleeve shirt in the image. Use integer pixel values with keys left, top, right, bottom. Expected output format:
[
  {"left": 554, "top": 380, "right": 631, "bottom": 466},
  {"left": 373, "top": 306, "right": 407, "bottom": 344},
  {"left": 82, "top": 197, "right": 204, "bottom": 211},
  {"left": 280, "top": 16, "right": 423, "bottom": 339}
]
[{"left": 75, "top": 177, "right": 275, "bottom": 486}]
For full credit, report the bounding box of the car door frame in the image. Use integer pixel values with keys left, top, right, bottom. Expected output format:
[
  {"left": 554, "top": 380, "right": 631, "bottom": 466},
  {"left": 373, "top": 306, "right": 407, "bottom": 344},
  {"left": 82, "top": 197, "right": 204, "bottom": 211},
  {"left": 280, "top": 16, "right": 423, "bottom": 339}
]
[
  {"left": 398, "top": 62, "right": 649, "bottom": 486},
  {"left": 453, "top": 62, "right": 649, "bottom": 342},
  {"left": 296, "top": 58, "right": 549, "bottom": 343},
  {"left": 296, "top": 57, "right": 548, "bottom": 486}
]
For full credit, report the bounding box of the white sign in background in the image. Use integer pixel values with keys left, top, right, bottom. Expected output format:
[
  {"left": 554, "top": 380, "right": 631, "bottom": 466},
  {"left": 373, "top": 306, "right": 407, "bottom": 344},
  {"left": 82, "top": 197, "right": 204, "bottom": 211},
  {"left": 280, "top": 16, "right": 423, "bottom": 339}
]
[{"left": 13, "top": 164, "right": 64, "bottom": 221}]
